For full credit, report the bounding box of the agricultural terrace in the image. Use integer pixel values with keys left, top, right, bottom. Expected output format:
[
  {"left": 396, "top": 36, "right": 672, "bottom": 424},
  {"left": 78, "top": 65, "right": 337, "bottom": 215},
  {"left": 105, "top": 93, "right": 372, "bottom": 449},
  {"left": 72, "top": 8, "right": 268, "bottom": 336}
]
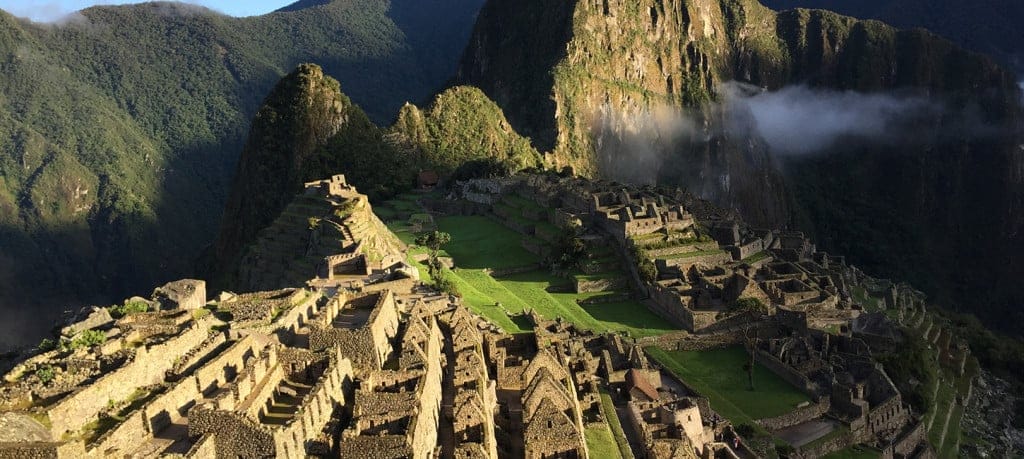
[
  {"left": 646, "top": 347, "right": 811, "bottom": 427},
  {"left": 376, "top": 196, "right": 675, "bottom": 338}
]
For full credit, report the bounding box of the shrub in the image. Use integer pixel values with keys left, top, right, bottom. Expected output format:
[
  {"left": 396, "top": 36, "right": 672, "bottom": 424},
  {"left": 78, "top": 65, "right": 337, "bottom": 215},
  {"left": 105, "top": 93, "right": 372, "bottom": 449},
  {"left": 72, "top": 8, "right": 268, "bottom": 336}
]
[
  {"left": 434, "top": 273, "right": 460, "bottom": 297},
  {"left": 38, "top": 338, "right": 56, "bottom": 352},
  {"left": 36, "top": 366, "right": 55, "bottom": 384},
  {"left": 110, "top": 300, "right": 149, "bottom": 318},
  {"left": 639, "top": 259, "right": 658, "bottom": 283},
  {"left": 69, "top": 330, "right": 107, "bottom": 350}
]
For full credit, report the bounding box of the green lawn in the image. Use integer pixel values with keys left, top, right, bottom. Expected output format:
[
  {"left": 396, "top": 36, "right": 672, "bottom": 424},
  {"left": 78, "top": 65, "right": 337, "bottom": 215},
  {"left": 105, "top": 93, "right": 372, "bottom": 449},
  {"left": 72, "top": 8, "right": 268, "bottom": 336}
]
[
  {"left": 391, "top": 214, "right": 677, "bottom": 337},
  {"left": 586, "top": 424, "right": 623, "bottom": 459},
  {"left": 429, "top": 216, "right": 674, "bottom": 338},
  {"left": 436, "top": 216, "right": 539, "bottom": 269},
  {"left": 646, "top": 347, "right": 811, "bottom": 425}
]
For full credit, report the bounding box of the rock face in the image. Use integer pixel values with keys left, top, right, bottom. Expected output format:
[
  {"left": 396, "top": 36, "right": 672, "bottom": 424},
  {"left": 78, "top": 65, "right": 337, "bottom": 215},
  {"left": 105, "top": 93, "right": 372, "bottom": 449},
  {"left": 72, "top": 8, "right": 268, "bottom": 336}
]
[{"left": 457, "top": 0, "right": 1024, "bottom": 330}]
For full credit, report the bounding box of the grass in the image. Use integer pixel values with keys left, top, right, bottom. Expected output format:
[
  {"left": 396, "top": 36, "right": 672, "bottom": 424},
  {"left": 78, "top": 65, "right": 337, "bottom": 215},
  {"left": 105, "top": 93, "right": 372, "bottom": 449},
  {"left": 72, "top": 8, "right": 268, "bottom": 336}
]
[
  {"left": 599, "top": 388, "right": 634, "bottom": 459},
  {"left": 404, "top": 216, "right": 676, "bottom": 338},
  {"left": 435, "top": 216, "right": 539, "bottom": 269},
  {"left": 646, "top": 347, "right": 811, "bottom": 425},
  {"left": 392, "top": 210, "right": 677, "bottom": 337},
  {"left": 742, "top": 251, "right": 770, "bottom": 264},
  {"left": 586, "top": 424, "right": 624, "bottom": 459}
]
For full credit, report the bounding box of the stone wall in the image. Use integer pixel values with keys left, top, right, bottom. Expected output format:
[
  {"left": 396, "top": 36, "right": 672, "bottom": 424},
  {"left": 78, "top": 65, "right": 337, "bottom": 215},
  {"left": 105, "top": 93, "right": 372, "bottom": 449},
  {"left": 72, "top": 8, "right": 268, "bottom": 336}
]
[
  {"left": 756, "top": 397, "right": 830, "bottom": 430},
  {"left": 360, "top": 277, "right": 416, "bottom": 295},
  {"left": 892, "top": 420, "right": 926, "bottom": 457},
  {"left": 646, "top": 241, "right": 720, "bottom": 258},
  {"left": 752, "top": 349, "right": 818, "bottom": 397},
  {"left": 184, "top": 434, "right": 215, "bottom": 458},
  {"left": 47, "top": 315, "right": 213, "bottom": 437},
  {"left": 408, "top": 320, "right": 444, "bottom": 459},
  {"left": 273, "top": 291, "right": 322, "bottom": 346},
  {"left": 188, "top": 404, "right": 275, "bottom": 458},
  {"left": 656, "top": 251, "right": 732, "bottom": 273},
  {"left": 273, "top": 349, "right": 354, "bottom": 458},
  {"left": 194, "top": 335, "right": 264, "bottom": 395},
  {"left": 0, "top": 442, "right": 59, "bottom": 459},
  {"left": 87, "top": 402, "right": 148, "bottom": 456},
  {"left": 646, "top": 286, "right": 693, "bottom": 330},
  {"left": 575, "top": 276, "right": 627, "bottom": 293}
]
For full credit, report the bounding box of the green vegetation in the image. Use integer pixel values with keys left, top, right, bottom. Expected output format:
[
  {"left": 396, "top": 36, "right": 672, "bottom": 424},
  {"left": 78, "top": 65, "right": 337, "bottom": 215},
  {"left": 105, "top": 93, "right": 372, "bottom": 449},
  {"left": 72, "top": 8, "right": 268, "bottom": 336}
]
[
  {"left": 734, "top": 297, "right": 768, "bottom": 315},
  {"left": 646, "top": 347, "right": 811, "bottom": 424},
  {"left": 38, "top": 338, "right": 57, "bottom": 352},
  {"left": 585, "top": 424, "right": 623, "bottom": 459},
  {"left": 598, "top": 388, "right": 634, "bottom": 459},
  {"left": 59, "top": 329, "right": 108, "bottom": 352},
  {"left": 390, "top": 211, "right": 674, "bottom": 337},
  {"left": 394, "top": 86, "right": 543, "bottom": 174},
  {"left": 0, "top": 0, "right": 490, "bottom": 330},
  {"left": 110, "top": 300, "right": 150, "bottom": 318},
  {"left": 35, "top": 365, "right": 55, "bottom": 384}
]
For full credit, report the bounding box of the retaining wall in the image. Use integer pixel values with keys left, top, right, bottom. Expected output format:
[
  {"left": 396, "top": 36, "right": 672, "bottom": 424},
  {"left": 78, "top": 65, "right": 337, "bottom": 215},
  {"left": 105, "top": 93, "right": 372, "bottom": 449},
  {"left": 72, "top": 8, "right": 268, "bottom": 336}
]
[{"left": 47, "top": 315, "right": 214, "bottom": 437}]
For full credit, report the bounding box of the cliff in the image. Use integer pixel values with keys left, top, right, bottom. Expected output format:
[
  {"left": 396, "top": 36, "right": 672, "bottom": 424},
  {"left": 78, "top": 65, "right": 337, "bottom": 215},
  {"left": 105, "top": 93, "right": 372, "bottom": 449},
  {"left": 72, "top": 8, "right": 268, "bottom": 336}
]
[{"left": 456, "top": 0, "right": 1024, "bottom": 331}]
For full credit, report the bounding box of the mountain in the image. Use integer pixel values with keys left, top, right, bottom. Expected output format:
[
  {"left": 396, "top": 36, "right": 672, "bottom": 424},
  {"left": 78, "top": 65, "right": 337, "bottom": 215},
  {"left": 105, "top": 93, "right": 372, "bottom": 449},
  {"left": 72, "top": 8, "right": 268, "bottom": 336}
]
[
  {"left": 0, "top": 0, "right": 486, "bottom": 349},
  {"left": 760, "top": 0, "right": 1024, "bottom": 74},
  {"left": 207, "top": 64, "right": 539, "bottom": 287},
  {"left": 455, "top": 0, "right": 1024, "bottom": 333}
]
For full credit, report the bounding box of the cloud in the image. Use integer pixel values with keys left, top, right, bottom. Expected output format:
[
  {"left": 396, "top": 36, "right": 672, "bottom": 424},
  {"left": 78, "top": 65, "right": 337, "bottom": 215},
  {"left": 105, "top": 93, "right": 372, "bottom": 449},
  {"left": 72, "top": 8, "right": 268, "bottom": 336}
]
[
  {"left": 719, "top": 82, "right": 942, "bottom": 156},
  {"left": 3, "top": 1, "right": 224, "bottom": 24},
  {"left": 592, "top": 103, "right": 701, "bottom": 185},
  {"left": 2, "top": 1, "right": 76, "bottom": 23},
  {"left": 590, "top": 81, "right": 1013, "bottom": 188}
]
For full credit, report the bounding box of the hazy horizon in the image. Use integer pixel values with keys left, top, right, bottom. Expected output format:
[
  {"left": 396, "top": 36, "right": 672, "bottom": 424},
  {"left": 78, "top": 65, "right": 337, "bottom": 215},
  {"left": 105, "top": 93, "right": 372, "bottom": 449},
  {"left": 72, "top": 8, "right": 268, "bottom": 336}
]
[{"left": 0, "top": 0, "right": 294, "bottom": 22}]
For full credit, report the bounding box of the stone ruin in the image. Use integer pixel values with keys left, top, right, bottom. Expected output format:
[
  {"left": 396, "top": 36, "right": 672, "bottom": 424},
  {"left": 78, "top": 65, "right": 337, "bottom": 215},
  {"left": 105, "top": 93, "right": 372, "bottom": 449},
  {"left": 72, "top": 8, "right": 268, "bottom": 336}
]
[{"left": 0, "top": 173, "right": 969, "bottom": 458}]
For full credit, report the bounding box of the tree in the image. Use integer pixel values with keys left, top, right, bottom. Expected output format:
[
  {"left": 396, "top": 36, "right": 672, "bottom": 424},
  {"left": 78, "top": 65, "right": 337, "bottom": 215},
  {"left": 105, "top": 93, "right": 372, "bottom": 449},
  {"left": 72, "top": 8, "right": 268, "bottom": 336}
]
[{"left": 415, "top": 230, "right": 451, "bottom": 277}]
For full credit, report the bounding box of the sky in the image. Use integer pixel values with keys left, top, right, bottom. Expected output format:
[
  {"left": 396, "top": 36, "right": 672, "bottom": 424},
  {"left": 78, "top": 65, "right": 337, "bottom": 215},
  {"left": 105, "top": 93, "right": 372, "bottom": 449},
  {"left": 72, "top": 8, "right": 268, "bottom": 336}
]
[{"left": 0, "top": 0, "right": 294, "bottom": 21}]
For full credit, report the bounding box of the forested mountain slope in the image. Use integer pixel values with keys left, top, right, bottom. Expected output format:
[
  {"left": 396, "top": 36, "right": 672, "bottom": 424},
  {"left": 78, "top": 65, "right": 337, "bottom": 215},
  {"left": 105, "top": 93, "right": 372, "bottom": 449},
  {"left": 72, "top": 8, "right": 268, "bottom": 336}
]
[{"left": 0, "top": 0, "right": 485, "bottom": 349}]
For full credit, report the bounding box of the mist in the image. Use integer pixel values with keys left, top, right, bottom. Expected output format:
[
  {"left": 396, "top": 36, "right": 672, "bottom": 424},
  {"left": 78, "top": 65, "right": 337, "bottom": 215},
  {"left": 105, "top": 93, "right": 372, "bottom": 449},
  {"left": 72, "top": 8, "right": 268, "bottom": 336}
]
[
  {"left": 592, "top": 81, "right": 1009, "bottom": 188},
  {"left": 2, "top": 1, "right": 225, "bottom": 24},
  {"left": 720, "top": 82, "right": 942, "bottom": 156}
]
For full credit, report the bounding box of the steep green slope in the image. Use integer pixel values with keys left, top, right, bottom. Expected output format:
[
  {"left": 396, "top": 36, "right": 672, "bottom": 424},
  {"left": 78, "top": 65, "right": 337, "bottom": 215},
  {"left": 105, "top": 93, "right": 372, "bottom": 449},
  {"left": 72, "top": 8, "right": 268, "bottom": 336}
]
[
  {"left": 455, "top": 0, "right": 1024, "bottom": 333},
  {"left": 209, "top": 65, "right": 539, "bottom": 288},
  {"left": 0, "top": 0, "right": 485, "bottom": 349}
]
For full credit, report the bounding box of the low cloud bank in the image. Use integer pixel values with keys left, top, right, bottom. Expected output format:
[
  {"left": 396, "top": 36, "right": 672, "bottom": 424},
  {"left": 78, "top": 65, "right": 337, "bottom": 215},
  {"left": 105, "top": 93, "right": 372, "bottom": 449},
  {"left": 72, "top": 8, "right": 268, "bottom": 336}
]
[
  {"left": 593, "top": 81, "right": 1015, "bottom": 185},
  {"left": 720, "top": 82, "right": 942, "bottom": 156}
]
